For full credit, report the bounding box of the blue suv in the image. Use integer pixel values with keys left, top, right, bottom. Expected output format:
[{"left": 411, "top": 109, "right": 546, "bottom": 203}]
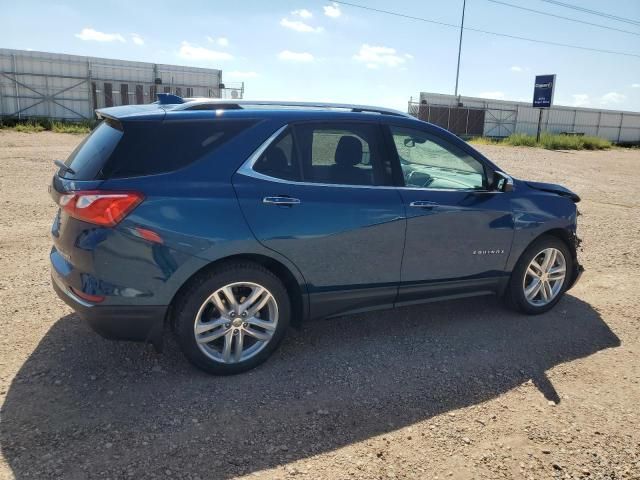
[{"left": 50, "top": 95, "right": 583, "bottom": 375}]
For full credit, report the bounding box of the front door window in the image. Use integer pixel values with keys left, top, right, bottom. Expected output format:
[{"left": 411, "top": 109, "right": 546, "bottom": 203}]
[{"left": 390, "top": 126, "right": 486, "bottom": 190}]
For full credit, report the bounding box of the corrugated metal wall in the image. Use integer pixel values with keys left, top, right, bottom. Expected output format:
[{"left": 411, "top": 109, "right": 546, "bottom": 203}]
[
  {"left": 418, "top": 92, "right": 640, "bottom": 143},
  {"left": 0, "top": 48, "right": 240, "bottom": 121}
]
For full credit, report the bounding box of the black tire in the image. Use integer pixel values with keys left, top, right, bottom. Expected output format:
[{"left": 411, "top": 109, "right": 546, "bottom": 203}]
[
  {"left": 173, "top": 261, "right": 291, "bottom": 375},
  {"left": 506, "top": 235, "right": 573, "bottom": 315}
]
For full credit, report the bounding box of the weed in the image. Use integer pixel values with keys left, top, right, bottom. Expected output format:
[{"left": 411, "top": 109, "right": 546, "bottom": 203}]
[{"left": 469, "top": 133, "right": 611, "bottom": 150}]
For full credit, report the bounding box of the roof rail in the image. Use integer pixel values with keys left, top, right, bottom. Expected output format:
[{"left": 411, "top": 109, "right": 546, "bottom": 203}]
[{"left": 173, "top": 99, "right": 410, "bottom": 117}]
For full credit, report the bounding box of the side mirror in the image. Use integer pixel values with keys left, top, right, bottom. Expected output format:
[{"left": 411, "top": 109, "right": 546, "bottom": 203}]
[
  {"left": 403, "top": 137, "right": 415, "bottom": 148},
  {"left": 494, "top": 171, "right": 514, "bottom": 192}
]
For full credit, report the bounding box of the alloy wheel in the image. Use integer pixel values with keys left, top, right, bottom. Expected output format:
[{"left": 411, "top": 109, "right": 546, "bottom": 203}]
[
  {"left": 523, "top": 247, "right": 567, "bottom": 307},
  {"left": 193, "top": 282, "right": 278, "bottom": 364}
]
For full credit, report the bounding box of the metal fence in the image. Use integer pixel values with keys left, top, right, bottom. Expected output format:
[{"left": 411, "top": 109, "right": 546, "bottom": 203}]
[
  {"left": 414, "top": 93, "right": 640, "bottom": 143},
  {"left": 0, "top": 49, "right": 244, "bottom": 121},
  {"left": 409, "top": 101, "right": 496, "bottom": 137}
]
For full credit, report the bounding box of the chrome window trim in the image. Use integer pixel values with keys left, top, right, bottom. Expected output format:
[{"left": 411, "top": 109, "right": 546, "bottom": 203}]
[
  {"left": 240, "top": 124, "right": 289, "bottom": 172},
  {"left": 236, "top": 123, "right": 506, "bottom": 194}
]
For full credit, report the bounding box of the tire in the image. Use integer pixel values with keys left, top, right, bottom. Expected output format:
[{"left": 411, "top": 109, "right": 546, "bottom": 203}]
[
  {"left": 506, "top": 235, "right": 573, "bottom": 315},
  {"left": 173, "top": 261, "right": 291, "bottom": 375}
]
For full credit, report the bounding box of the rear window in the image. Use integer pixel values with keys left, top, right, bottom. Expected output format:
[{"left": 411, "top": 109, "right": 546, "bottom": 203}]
[{"left": 62, "top": 118, "right": 255, "bottom": 180}]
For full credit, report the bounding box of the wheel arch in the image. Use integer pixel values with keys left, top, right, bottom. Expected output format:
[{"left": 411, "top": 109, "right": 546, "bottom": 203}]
[
  {"left": 166, "top": 253, "right": 308, "bottom": 331},
  {"left": 504, "top": 227, "right": 578, "bottom": 313},
  {"left": 510, "top": 227, "right": 578, "bottom": 270},
  {"left": 532, "top": 228, "right": 578, "bottom": 260},
  {"left": 501, "top": 226, "right": 578, "bottom": 295}
]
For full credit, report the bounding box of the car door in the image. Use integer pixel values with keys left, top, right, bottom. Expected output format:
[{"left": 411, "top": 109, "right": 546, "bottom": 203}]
[
  {"left": 233, "top": 120, "right": 405, "bottom": 319},
  {"left": 384, "top": 123, "right": 515, "bottom": 304}
]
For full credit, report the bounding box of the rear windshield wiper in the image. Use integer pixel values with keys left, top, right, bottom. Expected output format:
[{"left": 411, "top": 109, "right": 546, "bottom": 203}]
[{"left": 54, "top": 160, "right": 76, "bottom": 176}]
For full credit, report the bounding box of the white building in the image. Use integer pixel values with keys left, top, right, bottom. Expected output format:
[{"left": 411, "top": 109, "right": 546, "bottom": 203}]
[
  {"left": 413, "top": 92, "right": 640, "bottom": 143},
  {"left": 0, "top": 48, "right": 244, "bottom": 121}
]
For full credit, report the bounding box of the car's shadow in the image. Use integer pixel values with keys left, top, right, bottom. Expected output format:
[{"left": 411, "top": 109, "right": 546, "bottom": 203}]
[{"left": 1, "top": 295, "right": 619, "bottom": 479}]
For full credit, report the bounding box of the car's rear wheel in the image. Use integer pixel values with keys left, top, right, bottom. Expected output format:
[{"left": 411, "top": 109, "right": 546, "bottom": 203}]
[
  {"left": 506, "top": 235, "right": 573, "bottom": 315},
  {"left": 174, "top": 262, "right": 290, "bottom": 375}
]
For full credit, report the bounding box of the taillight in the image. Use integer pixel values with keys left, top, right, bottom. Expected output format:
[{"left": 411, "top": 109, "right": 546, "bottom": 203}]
[{"left": 58, "top": 191, "right": 143, "bottom": 226}]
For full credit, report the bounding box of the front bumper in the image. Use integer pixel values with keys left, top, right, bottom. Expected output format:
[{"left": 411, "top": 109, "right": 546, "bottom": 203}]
[
  {"left": 566, "top": 262, "right": 584, "bottom": 291},
  {"left": 52, "top": 271, "right": 166, "bottom": 351}
]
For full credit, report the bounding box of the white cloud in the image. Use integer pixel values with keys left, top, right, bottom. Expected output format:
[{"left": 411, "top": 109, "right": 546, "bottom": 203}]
[
  {"left": 225, "top": 71, "right": 259, "bottom": 79},
  {"left": 280, "top": 18, "right": 323, "bottom": 33},
  {"left": 510, "top": 66, "right": 523, "bottom": 72},
  {"left": 353, "top": 44, "right": 411, "bottom": 68},
  {"left": 75, "top": 28, "right": 125, "bottom": 43},
  {"left": 206, "top": 36, "right": 229, "bottom": 47},
  {"left": 632, "top": 83, "right": 640, "bottom": 88},
  {"left": 600, "top": 92, "right": 626, "bottom": 105},
  {"left": 571, "top": 94, "right": 590, "bottom": 107},
  {"left": 324, "top": 2, "right": 341, "bottom": 17},
  {"left": 278, "top": 50, "right": 314, "bottom": 62},
  {"left": 292, "top": 8, "right": 313, "bottom": 18},
  {"left": 179, "top": 41, "right": 233, "bottom": 61},
  {"left": 478, "top": 91, "right": 506, "bottom": 100},
  {"left": 130, "top": 33, "right": 144, "bottom": 46}
]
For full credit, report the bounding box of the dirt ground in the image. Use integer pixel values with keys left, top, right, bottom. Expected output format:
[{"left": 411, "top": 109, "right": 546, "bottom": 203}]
[{"left": 0, "top": 130, "right": 638, "bottom": 480}]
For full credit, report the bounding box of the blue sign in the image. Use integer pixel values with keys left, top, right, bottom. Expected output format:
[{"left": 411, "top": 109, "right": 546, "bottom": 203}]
[{"left": 533, "top": 74, "right": 556, "bottom": 108}]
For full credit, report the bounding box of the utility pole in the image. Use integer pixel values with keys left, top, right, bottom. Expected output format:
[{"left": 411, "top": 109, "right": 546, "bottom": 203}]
[{"left": 454, "top": 0, "right": 466, "bottom": 98}]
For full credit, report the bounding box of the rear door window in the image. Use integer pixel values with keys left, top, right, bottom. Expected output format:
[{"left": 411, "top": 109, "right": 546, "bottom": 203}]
[
  {"left": 251, "top": 122, "right": 392, "bottom": 186},
  {"left": 294, "top": 123, "right": 391, "bottom": 186}
]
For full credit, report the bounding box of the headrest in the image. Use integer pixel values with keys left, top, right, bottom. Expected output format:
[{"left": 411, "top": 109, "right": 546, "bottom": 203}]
[
  {"left": 334, "top": 136, "right": 363, "bottom": 167},
  {"left": 262, "top": 147, "right": 288, "bottom": 171}
]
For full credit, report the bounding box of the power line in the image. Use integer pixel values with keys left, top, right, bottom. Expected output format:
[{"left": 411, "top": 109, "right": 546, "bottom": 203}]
[
  {"left": 486, "top": 0, "right": 640, "bottom": 37},
  {"left": 331, "top": 1, "right": 640, "bottom": 58},
  {"left": 331, "top": 1, "right": 461, "bottom": 29},
  {"left": 539, "top": 0, "right": 640, "bottom": 27}
]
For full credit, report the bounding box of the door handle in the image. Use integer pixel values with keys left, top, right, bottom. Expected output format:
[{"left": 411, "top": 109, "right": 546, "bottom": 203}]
[
  {"left": 263, "top": 196, "right": 301, "bottom": 206},
  {"left": 409, "top": 200, "right": 439, "bottom": 209}
]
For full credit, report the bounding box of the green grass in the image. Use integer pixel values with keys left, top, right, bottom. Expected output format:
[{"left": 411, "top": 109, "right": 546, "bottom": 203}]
[
  {"left": 50, "top": 122, "right": 91, "bottom": 134},
  {"left": 1, "top": 119, "right": 93, "bottom": 134},
  {"left": 504, "top": 133, "right": 539, "bottom": 147},
  {"left": 11, "top": 121, "right": 46, "bottom": 133},
  {"left": 467, "top": 136, "right": 500, "bottom": 145},
  {"left": 469, "top": 132, "right": 612, "bottom": 150}
]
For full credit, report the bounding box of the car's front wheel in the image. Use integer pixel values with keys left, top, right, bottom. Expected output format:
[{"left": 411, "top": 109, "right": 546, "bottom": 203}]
[
  {"left": 506, "top": 235, "right": 573, "bottom": 315},
  {"left": 174, "top": 262, "right": 290, "bottom": 375}
]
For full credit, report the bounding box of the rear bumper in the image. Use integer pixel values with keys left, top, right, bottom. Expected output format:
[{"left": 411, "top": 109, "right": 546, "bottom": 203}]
[{"left": 51, "top": 272, "right": 166, "bottom": 350}]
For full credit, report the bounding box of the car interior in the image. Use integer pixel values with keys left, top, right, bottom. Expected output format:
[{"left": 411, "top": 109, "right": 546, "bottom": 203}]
[{"left": 254, "top": 128, "right": 379, "bottom": 186}]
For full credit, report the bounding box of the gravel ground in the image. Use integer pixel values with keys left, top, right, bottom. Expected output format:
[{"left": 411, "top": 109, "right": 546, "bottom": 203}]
[{"left": 0, "top": 130, "right": 639, "bottom": 480}]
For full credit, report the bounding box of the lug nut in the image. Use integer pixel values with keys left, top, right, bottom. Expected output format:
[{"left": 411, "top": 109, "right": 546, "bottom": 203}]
[
  {"left": 225, "top": 323, "right": 230, "bottom": 328},
  {"left": 241, "top": 312, "right": 247, "bottom": 317},
  {"left": 243, "top": 322, "right": 248, "bottom": 327}
]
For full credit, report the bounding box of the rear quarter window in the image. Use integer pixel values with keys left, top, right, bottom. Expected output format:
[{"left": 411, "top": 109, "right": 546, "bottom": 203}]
[
  {"left": 63, "top": 120, "right": 123, "bottom": 180},
  {"left": 63, "top": 118, "right": 255, "bottom": 180}
]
